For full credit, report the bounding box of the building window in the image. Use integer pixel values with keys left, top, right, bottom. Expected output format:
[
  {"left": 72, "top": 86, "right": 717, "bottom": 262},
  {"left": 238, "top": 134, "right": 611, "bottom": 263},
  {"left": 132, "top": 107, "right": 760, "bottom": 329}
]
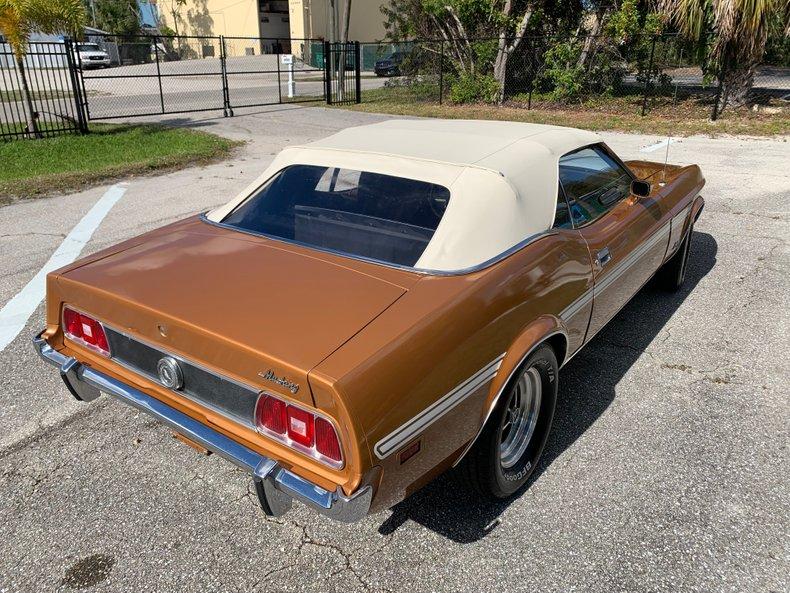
[{"left": 259, "top": 1, "right": 289, "bottom": 14}]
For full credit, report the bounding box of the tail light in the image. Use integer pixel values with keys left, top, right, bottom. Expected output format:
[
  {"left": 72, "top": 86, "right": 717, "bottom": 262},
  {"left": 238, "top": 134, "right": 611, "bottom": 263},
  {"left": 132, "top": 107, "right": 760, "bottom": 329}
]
[
  {"left": 315, "top": 417, "right": 342, "bottom": 463},
  {"left": 62, "top": 306, "right": 111, "bottom": 357},
  {"left": 255, "top": 393, "right": 343, "bottom": 468}
]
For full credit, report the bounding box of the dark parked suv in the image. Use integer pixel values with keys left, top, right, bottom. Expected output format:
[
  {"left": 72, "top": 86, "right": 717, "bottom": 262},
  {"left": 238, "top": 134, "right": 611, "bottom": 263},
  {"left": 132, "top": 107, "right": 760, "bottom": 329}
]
[{"left": 374, "top": 52, "right": 406, "bottom": 77}]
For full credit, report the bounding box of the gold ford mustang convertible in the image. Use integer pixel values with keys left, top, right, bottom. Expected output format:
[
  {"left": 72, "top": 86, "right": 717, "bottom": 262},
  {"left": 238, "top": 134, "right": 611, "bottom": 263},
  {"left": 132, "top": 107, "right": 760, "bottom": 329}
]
[{"left": 34, "top": 120, "right": 704, "bottom": 522}]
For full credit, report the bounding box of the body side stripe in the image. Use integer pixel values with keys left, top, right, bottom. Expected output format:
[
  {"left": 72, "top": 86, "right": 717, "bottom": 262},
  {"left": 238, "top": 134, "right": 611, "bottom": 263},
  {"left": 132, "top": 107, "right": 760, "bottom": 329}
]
[{"left": 373, "top": 353, "right": 505, "bottom": 459}]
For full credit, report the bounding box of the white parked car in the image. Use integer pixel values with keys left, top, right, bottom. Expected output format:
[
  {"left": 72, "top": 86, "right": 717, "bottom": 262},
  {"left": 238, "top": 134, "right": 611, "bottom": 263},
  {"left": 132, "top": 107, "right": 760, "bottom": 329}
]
[{"left": 74, "top": 42, "right": 110, "bottom": 68}]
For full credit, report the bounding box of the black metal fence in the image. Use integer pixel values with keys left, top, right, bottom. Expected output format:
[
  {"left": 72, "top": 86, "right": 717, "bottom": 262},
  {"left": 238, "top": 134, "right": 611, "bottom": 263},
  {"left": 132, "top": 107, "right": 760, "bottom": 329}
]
[
  {"left": 324, "top": 41, "right": 361, "bottom": 105},
  {"left": 78, "top": 34, "right": 332, "bottom": 120},
  {"left": 0, "top": 40, "right": 87, "bottom": 141},
  {"left": 360, "top": 34, "right": 789, "bottom": 119},
  {"left": 3, "top": 32, "right": 784, "bottom": 141}
]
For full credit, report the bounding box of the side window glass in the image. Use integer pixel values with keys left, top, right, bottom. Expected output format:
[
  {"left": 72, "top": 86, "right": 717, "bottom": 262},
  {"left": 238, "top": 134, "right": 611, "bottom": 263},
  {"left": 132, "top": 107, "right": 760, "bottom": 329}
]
[
  {"left": 553, "top": 186, "right": 573, "bottom": 229},
  {"left": 559, "top": 146, "right": 632, "bottom": 226}
]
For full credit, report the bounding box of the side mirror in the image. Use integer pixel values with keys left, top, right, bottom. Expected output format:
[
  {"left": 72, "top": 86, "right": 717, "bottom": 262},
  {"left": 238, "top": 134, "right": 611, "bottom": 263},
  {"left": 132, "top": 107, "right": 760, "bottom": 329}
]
[{"left": 631, "top": 179, "right": 651, "bottom": 197}]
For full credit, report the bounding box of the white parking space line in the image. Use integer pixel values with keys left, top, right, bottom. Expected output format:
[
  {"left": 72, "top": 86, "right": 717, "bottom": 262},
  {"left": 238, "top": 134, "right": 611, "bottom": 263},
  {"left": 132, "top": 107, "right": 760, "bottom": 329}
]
[
  {"left": 640, "top": 137, "right": 677, "bottom": 153},
  {"left": 0, "top": 183, "right": 127, "bottom": 352}
]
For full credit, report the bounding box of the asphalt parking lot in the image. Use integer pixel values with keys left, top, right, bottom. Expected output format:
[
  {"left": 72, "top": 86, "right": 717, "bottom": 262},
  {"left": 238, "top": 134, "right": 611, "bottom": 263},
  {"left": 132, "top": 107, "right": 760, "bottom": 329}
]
[{"left": 0, "top": 107, "right": 787, "bottom": 592}]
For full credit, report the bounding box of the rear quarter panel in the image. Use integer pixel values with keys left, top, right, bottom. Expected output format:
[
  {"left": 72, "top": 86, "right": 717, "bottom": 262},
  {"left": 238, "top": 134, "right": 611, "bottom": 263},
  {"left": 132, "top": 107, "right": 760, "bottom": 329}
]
[{"left": 314, "top": 233, "right": 593, "bottom": 511}]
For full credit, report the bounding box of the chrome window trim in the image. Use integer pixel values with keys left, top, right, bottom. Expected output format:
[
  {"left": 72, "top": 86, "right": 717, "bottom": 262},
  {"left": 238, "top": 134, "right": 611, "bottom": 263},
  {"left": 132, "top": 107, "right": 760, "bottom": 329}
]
[
  {"left": 558, "top": 142, "right": 638, "bottom": 229},
  {"left": 374, "top": 353, "right": 506, "bottom": 459},
  {"left": 199, "top": 213, "right": 555, "bottom": 277}
]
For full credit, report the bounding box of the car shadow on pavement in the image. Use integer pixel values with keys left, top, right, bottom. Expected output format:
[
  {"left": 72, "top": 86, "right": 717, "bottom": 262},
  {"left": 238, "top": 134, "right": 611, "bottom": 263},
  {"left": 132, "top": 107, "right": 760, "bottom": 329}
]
[{"left": 378, "top": 231, "right": 718, "bottom": 543}]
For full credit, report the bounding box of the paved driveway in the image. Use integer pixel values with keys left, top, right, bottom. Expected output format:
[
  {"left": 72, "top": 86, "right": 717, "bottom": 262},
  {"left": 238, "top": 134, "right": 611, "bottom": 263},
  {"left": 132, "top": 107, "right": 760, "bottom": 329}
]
[{"left": 0, "top": 107, "right": 788, "bottom": 592}]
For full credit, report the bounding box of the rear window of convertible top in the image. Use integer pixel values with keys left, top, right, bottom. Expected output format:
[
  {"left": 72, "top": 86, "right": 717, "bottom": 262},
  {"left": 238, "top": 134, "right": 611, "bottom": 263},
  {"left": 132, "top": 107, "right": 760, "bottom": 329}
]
[{"left": 221, "top": 165, "right": 451, "bottom": 267}]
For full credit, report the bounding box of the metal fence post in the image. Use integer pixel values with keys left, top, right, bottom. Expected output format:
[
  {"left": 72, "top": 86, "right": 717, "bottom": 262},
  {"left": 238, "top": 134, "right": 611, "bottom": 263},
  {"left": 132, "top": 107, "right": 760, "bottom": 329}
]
[
  {"left": 640, "top": 35, "right": 657, "bottom": 116},
  {"left": 63, "top": 39, "right": 89, "bottom": 134},
  {"left": 438, "top": 40, "right": 444, "bottom": 104},
  {"left": 355, "top": 41, "right": 361, "bottom": 104},
  {"left": 276, "top": 42, "right": 282, "bottom": 103},
  {"left": 324, "top": 41, "right": 332, "bottom": 105},
  {"left": 153, "top": 37, "right": 165, "bottom": 114},
  {"left": 220, "top": 36, "right": 233, "bottom": 116}
]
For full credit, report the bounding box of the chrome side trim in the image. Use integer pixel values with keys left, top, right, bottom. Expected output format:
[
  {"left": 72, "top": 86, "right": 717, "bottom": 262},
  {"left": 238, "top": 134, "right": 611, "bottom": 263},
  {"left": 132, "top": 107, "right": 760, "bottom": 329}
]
[
  {"left": 200, "top": 213, "right": 555, "bottom": 277},
  {"left": 373, "top": 353, "right": 506, "bottom": 459},
  {"left": 452, "top": 331, "right": 566, "bottom": 467},
  {"left": 595, "top": 222, "right": 671, "bottom": 295},
  {"left": 560, "top": 221, "right": 671, "bottom": 323},
  {"left": 559, "top": 287, "right": 594, "bottom": 322},
  {"left": 33, "top": 333, "right": 371, "bottom": 523}
]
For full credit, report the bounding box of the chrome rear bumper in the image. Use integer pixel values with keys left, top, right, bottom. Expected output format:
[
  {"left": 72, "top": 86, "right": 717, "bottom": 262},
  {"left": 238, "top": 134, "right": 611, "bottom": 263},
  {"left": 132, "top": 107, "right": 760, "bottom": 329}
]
[{"left": 33, "top": 332, "right": 371, "bottom": 523}]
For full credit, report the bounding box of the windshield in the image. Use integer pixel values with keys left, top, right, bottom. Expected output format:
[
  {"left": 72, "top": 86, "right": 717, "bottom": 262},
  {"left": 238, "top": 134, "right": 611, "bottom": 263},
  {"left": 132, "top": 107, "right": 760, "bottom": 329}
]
[
  {"left": 221, "top": 165, "right": 451, "bottom": 267},
  {"left": 78, "top": 43, "right": 101, "bottom": 52}
]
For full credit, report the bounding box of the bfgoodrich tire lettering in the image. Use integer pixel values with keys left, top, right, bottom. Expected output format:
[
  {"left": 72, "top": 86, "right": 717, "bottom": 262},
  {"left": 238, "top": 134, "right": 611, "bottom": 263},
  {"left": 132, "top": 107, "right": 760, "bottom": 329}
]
[{"left": 459, "top": 344, "right": 558, "bottom": 498}]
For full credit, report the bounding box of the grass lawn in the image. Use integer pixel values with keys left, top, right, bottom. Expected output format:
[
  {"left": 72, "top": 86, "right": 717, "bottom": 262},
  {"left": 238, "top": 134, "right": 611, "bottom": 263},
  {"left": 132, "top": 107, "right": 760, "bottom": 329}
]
[
  {"left": 339, "top": 86, "right": 790, "bottom": 137},
  {"left": 0, "top": 123, "right": 240, "bottom": 204}
]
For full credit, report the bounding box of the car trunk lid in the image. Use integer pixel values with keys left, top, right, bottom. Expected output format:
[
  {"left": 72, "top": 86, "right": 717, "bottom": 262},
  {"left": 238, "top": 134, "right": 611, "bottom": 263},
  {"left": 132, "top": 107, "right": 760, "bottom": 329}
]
[{"left": 55, "top": 217, "right": 417, "bottom": 406}]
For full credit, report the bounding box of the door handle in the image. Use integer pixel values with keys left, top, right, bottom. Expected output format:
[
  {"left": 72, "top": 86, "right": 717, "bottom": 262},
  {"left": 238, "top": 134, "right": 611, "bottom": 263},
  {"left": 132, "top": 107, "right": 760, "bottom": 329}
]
[{"left": 597, "top": 247, "right": 612, "bottom": 267}]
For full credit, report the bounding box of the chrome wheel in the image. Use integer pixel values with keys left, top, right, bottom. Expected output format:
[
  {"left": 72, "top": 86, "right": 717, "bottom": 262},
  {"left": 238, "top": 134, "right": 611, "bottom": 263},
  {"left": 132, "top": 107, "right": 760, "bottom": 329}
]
[{"left": 499, "top": 366, "right": 542, "bottom": 469}]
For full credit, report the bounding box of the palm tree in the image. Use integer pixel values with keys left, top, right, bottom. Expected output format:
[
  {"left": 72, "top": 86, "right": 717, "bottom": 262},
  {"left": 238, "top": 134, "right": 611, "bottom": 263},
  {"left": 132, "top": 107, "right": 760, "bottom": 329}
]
[
  {"left": 0, "top": 0, "right": 85, "bottom": 137},
  {"left": 657, "top": 0, "right": 789, "bottom": 111}
]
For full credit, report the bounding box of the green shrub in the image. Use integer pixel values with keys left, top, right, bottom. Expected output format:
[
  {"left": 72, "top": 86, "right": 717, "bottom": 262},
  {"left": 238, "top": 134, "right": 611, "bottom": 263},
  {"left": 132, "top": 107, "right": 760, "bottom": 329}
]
[
  {"left": 449, "top": 73, "right": 499, "bottom": 104},
  {"left": 538, "top": 42, "right": 585, "bottom": 100},
  {"left": 537, "top": 40, "right": 627, "bottom": 101}
]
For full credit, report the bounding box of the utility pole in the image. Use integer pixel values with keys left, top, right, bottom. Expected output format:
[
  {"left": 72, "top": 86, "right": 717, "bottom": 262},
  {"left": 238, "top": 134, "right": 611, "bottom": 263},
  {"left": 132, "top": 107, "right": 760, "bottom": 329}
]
[
  {"left": 89, "top": 0, "right": 97, "bottom": 27},
  {"left": 328, "top": 0, "right": 337, "bottom": 43}
]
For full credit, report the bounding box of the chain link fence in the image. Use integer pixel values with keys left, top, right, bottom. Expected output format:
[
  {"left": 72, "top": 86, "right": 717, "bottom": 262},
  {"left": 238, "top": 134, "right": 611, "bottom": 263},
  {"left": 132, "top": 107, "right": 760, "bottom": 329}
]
[{"left": 360, "top": 34, "right": 789, "bottom": 120}]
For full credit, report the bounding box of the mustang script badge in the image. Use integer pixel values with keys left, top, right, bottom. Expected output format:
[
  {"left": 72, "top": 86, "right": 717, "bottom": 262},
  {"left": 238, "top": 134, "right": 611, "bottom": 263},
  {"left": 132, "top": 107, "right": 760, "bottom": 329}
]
[{"left": 259, "top": 369, "right": 299, "bottom": 394}]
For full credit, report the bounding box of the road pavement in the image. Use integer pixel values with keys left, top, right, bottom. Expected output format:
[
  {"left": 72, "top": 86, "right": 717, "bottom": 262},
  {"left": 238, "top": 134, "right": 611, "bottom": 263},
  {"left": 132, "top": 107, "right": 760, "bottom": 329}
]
[{"left": 0, "top": 106, "right": 788, "bottom": 592}]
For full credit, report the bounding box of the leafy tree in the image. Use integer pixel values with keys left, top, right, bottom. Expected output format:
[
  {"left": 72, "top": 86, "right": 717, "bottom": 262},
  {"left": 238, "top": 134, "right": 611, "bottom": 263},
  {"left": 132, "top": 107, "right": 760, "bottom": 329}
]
[
  {"left": 382, "top": 0, "right": 551, "bottom": 101},
  {"left": 162, "top": 0, "right": 186, "bottom": 38},
  {"left": 0, "top": 0, "right": 86, "bottom": 137},
  {"left": 656, "top": 0, "right": 790, "bottom": 109},
  {"left": 86, "top": 0, "right": 140, "bottom": 36}
]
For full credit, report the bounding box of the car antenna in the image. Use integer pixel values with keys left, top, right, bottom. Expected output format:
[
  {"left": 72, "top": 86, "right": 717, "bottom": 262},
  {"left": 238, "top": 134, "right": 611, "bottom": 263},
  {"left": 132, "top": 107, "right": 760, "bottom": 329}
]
[{"left": 660, "top": 57, "right": 682, "bottom": 187}]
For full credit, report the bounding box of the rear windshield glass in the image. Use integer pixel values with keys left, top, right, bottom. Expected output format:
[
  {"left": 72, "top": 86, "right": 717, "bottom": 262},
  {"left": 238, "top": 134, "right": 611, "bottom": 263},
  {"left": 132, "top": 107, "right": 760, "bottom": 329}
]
[{"left": 221, "top": 165, "right": 451, "bottom": 267}]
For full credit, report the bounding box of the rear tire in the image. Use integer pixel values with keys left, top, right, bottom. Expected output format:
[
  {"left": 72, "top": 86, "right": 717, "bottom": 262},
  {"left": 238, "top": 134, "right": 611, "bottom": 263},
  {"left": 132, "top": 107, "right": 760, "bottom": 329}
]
[
  {"left": 658, "top": 224, "right": 693, "bottom": 291},
  {"left": 459, "top": 345, "right": 558, "bottom": 498}
]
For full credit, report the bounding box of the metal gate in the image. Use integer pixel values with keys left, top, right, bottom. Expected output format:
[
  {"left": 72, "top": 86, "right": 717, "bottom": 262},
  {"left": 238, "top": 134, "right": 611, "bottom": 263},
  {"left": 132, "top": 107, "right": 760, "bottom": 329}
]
[
  {"left": 0, "top": 39, "right": 88, "bottom": 140},
  {"left": 324, "top": 42, "right": 361, "bottom": 105},
  {"left": 77, "top": 35, "right": 334, "bottom": 120}
]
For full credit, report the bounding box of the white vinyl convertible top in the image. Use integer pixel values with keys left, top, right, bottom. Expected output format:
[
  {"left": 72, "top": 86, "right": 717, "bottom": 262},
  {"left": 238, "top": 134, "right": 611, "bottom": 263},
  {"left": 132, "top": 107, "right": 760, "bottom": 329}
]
[{"left": 208, "top": 119, "right": 602, "bottom": 272}]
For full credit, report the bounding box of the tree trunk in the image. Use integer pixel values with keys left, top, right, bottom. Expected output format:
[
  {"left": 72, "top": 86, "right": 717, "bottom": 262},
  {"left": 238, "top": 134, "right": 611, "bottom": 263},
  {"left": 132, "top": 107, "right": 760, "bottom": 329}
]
[
  {"left": 577, "top": 8, "right": 606, "bottom": 69},
  {"left": 341, "top": 0, "right": 351, "bottom": 41},
  {"left": 15, "top": 55, "right": 42, "bottom": 139},
  {"left": 493, "top": 46, "right": 509, "bottom": 104},
  {"left": 337, "top": 0, "right": 352, "bottom": 101},
  {"left": 493, "top": 4, "right": 534, "bottom": 104},
  {"left": 719, "top": 63, "right": 756, "bottom": 111}
]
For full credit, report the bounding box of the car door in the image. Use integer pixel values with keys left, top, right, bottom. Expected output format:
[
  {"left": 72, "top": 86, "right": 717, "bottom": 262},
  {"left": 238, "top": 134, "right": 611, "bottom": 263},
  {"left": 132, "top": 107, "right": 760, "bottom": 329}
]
[{"left": 559, "top": 144, "right": 667, "bottom": 341}]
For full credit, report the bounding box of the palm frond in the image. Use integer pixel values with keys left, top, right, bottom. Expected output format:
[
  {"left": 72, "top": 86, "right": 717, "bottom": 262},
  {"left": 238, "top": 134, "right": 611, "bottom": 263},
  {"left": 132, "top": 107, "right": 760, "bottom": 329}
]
[{"left": 0, "top": 0, "right": 86, "bottom": 58}]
